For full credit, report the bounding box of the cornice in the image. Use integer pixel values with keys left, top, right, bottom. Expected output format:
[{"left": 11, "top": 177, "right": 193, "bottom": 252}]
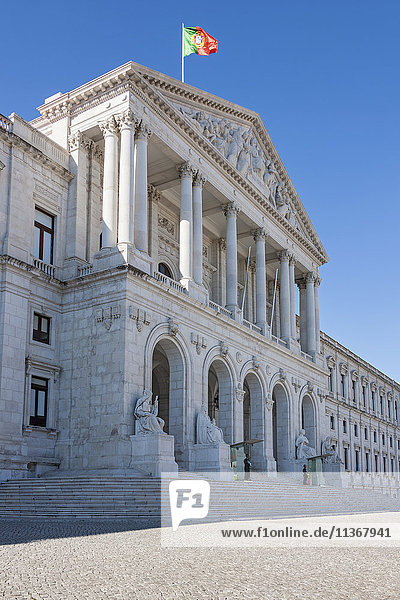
[
  {"left": 0, "top": 128, "right": 74, "bottom": 181},
  {"left": 0, "top": 255, "right": 63, "bottom": 285},
  {"left": 33, "top": 62, "right": 328, "bottom": 264}
]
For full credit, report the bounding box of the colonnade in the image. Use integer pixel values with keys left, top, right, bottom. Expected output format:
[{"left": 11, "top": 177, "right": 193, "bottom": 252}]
[{"left": 99, "top": 119, "right": 320, "bottom": 356}]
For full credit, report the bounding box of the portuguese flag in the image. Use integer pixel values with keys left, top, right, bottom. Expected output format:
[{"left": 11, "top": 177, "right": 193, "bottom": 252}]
[{"left": 183, "top": 27, "right": 218, "bottom": 57}]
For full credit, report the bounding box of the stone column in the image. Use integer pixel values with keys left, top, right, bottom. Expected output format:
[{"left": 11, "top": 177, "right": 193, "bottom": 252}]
[
  {"left": 67, "top": 131, "right": 92, "bottom": 261},
  {"left": 254, "top": 229, "right": 267, "bottom": 332},
  {"left": 224, "top": 202, "right": 240, "bottom": 312},
  {"left": 193, "top": 172, "right": 206, "bottom": 286},
  {"left": 234, "top": 386, "right": 245, "bottom": 443},
  {"left": 314, "top": 275, "right": 321, "bottom": 354},
  {"left": 279, "top": 250, "right": 291, "bottom": 341},
  {"left": 117, "top": 110, "right": 136, "bottom": 244},
  {"left": 306, "top": 272, "right": 316, "bottom": 355},
  {"left": 99, "top": 117, "right": 119, "bottom": 248},
  {"left": 134, "top": 121, "right": 151, "bottom": 253},
  {"left": 178, "top": 162, "right": 194, "bottom": 283},
  {"left": 298, "top": 278, "right": 307, "bottom": 352},
  {"left": 289, "top": 256, "right": 297, "bottom": 340}
]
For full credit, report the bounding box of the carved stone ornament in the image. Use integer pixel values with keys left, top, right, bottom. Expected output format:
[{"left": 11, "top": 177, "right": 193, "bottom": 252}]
[
  {"left": 68, "top": 131, "right": 93, "bottom": 152},
  {"left": 116, "top": 108, "right": 137, "bottom": 130},
  {"left": 317, "top": 388, "right": 326, "bottom": 402},
  {"left": 266, "top": 364, "right": 272, "bottom": 376},
  {"left": 193, "top": 171, "right": 206, "bottom": 187},
  {"left": 0, "top": 161, "right": 5, "bottom": 171},
  {"left": 95, "top": 305, "right": 121, "bottom": 331},
  {"left": 253, "top": 228, "right": 268, "bottom": 242},
  {"left": 148, "top": 184, "right": 161, "bottom": 202},
  {"left": 129, "top": 306, "right": 150, "bottom": 332},
  {"left": 339, "top": 363, "right": 348, "bottom": 376},
  {"left": 265, "top": 392, "right": 274, "bottom": 411},
  {"left": 252, "top": 356, "right": 260, "bottom": 370},
  {"left": 327, "top": 355, "right": 336, "bottom": 370},
  {"left": 158, "top": 216, "right": 175, "bottom": 236},
  {"left": 223, "top": 201, "right": 240, "bottom": 218},
  {"left": 278, "top": 249, "right": 292, "bottom": 263},
  {"left": 351, "top": 370, "right": 359, "bottom": 382},
  {"left": 220, "top": 341, "right": 229, "bottom": 357},
  {"left": 218, "top": 238, "right": 226, "bottom": 251},
  {"left": 177, "top": 161, "right": 195, "bottom": 179},
  {"left": 236, "top": 352, "right": 243, "bottom": 364},
  {"left": 292, "top": 377, "right": 301, "bottom": 393},
  {"left": 168, "top": 318, "right": 179, "bottom": 336},
  {"left": 191, "top": 333, "right": 207, "bottom": 355},
  {"left": 307, "top": 381, "right": 314, "bottom": 394},
  {"left": 235, "top": 386, "right": 245, "bottom": 403},
  {"left": 99, "top": 116, "right": 118, "bottom": 137},
  {"left": 279, "top": 368, "right": 287, "bottom": 382}
]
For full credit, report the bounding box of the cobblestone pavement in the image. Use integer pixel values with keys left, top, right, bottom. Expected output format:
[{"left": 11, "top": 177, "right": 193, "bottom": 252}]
[{"left": 1, "top": 518, "right": 399, "bottom": 600}]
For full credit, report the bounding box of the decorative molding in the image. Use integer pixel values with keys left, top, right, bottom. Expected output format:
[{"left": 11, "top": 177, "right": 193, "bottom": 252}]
[
  {"left": 193, "top": 170, "right": 206, "bottom": 187},
  {"left": 235, "top": 386, "right": 245, "bottom": 403},
  {"left": 252, "top": 356, "right": 260, "bottom": 370},
  {"left": 252, "top": 227, "right": 268, "bottom": 242},
  {"left": 95, "top": 305, "right": 121, "bottom": 330},
  {"left": 223, "top": 201, "right": 240, "bottom": 218},
  {"left": 68, "top": 130, "right": 93, "bottom": 152},
  {"left": 129, "top": 306, "right": 150, "bottom": 332},
  {"left": 158, "top": 215, "right": 175, "bottom": 236},
  {"left": 220, "top": 341, "right": 229, "bottom": 357},
  {"left": 168, "top": 317, "right": 179, "bottom": 336},
  {"left": 116, "top": 108, "right": 138, "bottom": 130},
  {"left": 351, "top": 370, "right": 359, "bottom": 382},
  {"left": 265, "top": 393, "right": 274, "bottom": 411},
  {"left": 327, "top": 355, "right": 336, "bottom": 369},
  {"left": 339, "top": 363, "right": 348, "bottom": 375},
  {"left": 191, "top": 333, "right": 207, "bottom": 355},
  {"left": 148, "top": 183, "right": 161, "bottom": 202},
  {"left": 292, "top": 377, "right": 301, "bottom": 393},
  {"left": 136, "top": 119, "right": 152, "bottom": 140},
  {"left": 99, "top": 116, "right": 118, "bottom": 136},
  {"left": 236, "top": 352, "right": 243, "bottom": 364},
  {"left": 306, "top": 381, "right": 314, "bottom": 393},
  {"left": 278, "top": 249, "right": 291, "bottom": 262},
  {"left": 177, "top": 161, "right": 195, "bottom": 179},
  {"left": 278, "top": 368, "right": 287, "bottom": 382}
]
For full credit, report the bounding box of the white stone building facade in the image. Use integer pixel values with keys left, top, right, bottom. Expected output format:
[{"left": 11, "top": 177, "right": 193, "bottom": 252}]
[{"left": 0, "top": 62, "right": 399, "bottom": 490}]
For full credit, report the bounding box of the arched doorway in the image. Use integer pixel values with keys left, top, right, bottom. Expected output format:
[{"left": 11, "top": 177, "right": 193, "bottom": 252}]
[
  {"left": 301, "top": 394, "right": 316, "bottom": 450},
  {"left": 207, "top": 360, "right": 233, "bottom": 443},
  {"left": 151, "top": 338, "right": 186, "bottom": 463},
  {"left": 272, "top": 383, "right": 290, "bottom": 471},
  {"left": 243, "top": 372, "right": 265, "bottom": 470}
]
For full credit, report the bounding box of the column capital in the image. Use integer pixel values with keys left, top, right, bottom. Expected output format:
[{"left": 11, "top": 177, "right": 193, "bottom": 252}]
[
  {"left": 314, "top": 275, "right": 322, "bottom": 287},
  {"left": 99, "top": 116, "right": 118, "bottom": 137},
  {"left": 252, "top": 227, "right": 268, "bottom": 242},
  {"left": 306, "top": 271, "right": 316, "bottom": 284},
  {"left": 116, "top": 109, "right": 138, "bottom": 131},
  {"left": 278, "top": 249, "right": 292, "bottom": 262},
  {"left": 147, "top": 183, "right": 161, "bottom": 202},
  {"left": 296, "top": 277, "right": 307, "bottom": 290},
  {"left": 177, "top": 161, "right": 195, "bottom": 179},
  {"left": 193, "top": 170, "right": 207, "bottom": 187},
  {"left": 223, "top": 201, "right": 240, "bottom": 218},
  {"left": 68, "top": 131, "right": 93, "bottom": 153},
  {"left": 289, "top": 254, "right": 297, "bottom": 267},
  {"left": 136, "top": 120, "right": 152, "bottom": 140}
]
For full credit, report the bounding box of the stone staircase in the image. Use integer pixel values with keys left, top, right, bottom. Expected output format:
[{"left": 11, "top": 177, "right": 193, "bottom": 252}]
[{"left": 0, "top": 472, "right": 399, "bottom": 520}]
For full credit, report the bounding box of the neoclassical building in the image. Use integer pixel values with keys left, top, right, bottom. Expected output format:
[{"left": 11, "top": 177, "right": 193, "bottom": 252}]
[{"left": 0, "top": 62, "right": 399, "bottom": 490}]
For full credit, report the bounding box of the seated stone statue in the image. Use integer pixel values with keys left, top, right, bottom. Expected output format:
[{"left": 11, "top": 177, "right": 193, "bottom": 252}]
[
  {"left": 295, "top": 429, "right": 317, "bottom": 460},
  {"left": 134, "top": 389, "right": 166, "bottom": 435},
  {"left": 321, "top": 436, "right": 343, "bottom": 464},
  {"left": 196, "top": 406, "right": 224, "bottom": 444}
]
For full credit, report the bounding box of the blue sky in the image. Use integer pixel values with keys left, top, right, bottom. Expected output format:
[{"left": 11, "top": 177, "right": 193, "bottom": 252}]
[{"left": 2, "top": 0, "right": 400, "bottom": 380}]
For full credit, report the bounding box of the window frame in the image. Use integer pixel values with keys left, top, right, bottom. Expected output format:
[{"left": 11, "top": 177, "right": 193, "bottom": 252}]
[
  {"left": 34, "top": 207, "right": 55, "bottom": 265},
  {"left": 29, "top": 376, "right": 49, "bottom": 427},
  {"left": 33, "top": 313, "right": 51, "bottom": 345}
]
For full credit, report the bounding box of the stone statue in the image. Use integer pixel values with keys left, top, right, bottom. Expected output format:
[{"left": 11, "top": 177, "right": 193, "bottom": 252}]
[
  {"left": 295, "top": 429, "right": 317, "bottom": 460},
  {"left": 134, "top": 389, "right": 166, "bottom": 435},
  {"left": 321, "top": 436, "right": 343, "bottom": 464},
  {"left": 196, "top": 406, "right": 224, "bottom": 444},
  {"left": 263, "top": 160, "right": 279, "bottom": 201}
]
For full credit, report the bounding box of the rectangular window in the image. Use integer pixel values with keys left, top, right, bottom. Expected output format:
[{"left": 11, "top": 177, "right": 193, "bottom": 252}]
[
  {"left": 372, "top": 391, "right": 376, "bottom": 412},
  {"left": 389, "top": 436, "right": 393, "bottom": 448},
  {"left": 365, "top": 453, "right": 369, "bottom": 472},
  {"left": 364, "top": 427, "right": 368, "bottom": 440},
  {"left": 329, "top": 369, "right": 333, "bottom": 392},
  {"left": 343, "top": 419, "right": 347, "bottom": 433},
  {"left": 382, "top": 433, "right": 385, "bottom": 446},
  {"left": 341, "top": 374, "right": 346, "bottom": 397},
  {"left": 32, "top": 313, "right": 51, "bottom": 344},
  {"left": 373, "top": 430, "right": 377, "bottom": 443},
  {"left": 330, "top": 415, "right": 335, "bottom": 430},
  {"left": 355, "top": 450, "right": 360, "bottom": 472},
  {"left": 30, "top": 376, "right": 48, "bottom": 427},
  {"left": 388, "top": 401, "right": 391, "bottom": 419},
  {"left": 375, "top": 454, "right": 379, "bottom": 472},
  {"left": 362, "top": 386, "right": 366, "bottom": 407},
  {"left": 380, "top": 396, "right": 383, "bottom": 415},
  {"left": 34, "top": 208, "right": 54, "bottom": 264},
  {"left": 390, "top": 458, "right": 394, "bottom": 472},
  {"left": 352, "top": 380, "right": 357, "bottom": 402},
  {"left": 354, "top": 423, "right": 358, "bottom": 437},
  {"left": 383, "top": 456, "right": 387, "bottom": 472}
]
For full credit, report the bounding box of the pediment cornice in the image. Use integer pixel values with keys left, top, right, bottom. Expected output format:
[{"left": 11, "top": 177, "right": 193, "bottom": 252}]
[{"left": 33, "top": 61, "right": 328, "bottom": 262}]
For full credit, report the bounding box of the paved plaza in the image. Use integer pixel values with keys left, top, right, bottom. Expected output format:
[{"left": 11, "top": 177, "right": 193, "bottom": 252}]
[{"left": 1, "top": 518, "right": 399, "bottom": 599}]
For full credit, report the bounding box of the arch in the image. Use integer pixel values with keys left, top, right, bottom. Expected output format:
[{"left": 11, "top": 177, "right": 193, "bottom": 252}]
[
  {"left": 301, "top": 393, "right": 317, "bottom": 451},
  {"left": 156, "top": 256, "right": 178, "bottom": 280},
  {"left": 243, "top": 370, "right": 265, "bottom": 470},
  {"left": 207, "top": 358, "right": 234, "bottom": 444},
  {"left": 272, "top": 382, "right": 290, "bottom": 471}
]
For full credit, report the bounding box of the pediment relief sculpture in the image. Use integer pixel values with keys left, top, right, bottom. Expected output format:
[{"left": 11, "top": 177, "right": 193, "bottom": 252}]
[{"left": 175, "top": 104, "right": 306, "bottom": 238}]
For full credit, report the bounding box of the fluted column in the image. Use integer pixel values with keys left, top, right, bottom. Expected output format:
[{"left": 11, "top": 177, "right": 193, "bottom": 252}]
[
  {"left": 254, "top": 229, "right": 267, "bottom": 331},
  {"left": 134, "top": 121, "right": 151, "bottom": 253},
  {"left": 279, "top": 250, "right": 291, "bottom": 341},
  {"left": 224, "top": 202, "right": 240, "bottom": 312},
  {"left": 99, "top": 117, "right": 119, "bottom": 248},
  {"left": 178, "top": 162, "right": 194, "bottom": 283},
  {"left": 314, "top": 275, "right": 321, "bottom": 354},
  {"left": 298, "top": 278, "right": 307, "bottom": 352},
  {"left": 193, "top": 171, "right": 206, "bottom": 286},
  {"left": 289, "top": 256, "right": 297, "bottom": 339},
  {"left": 306, "top": 272, "right": 316, "bottom": 355},
  {"left": 117, "top": 110, "right": 136, "bottom": 244}
]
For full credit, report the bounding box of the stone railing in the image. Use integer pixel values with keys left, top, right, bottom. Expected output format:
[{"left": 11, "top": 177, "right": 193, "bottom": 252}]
[
  {"left": 242, "top": 319, "right": 262, "bottom": 334},
  {"left": 33, "top": 258, "right": 56, "bottom": 278},
  {"left": 271, "top": 334, "right": 287, "bottom": 348},
  {"left": 301, "top": 350, "right": 313, "bottom": 361},
  {"left": 209, "top": 301, "right": 232, "bottom": 318},
  {"left": 77, "top": 264, "right": 93, "bottom": 277},
  {"left": 0, "top": 114, "right": 11, "bottom": 132},
  {"left": 153, "top": 271, "right": 188, "bottom": 294}
]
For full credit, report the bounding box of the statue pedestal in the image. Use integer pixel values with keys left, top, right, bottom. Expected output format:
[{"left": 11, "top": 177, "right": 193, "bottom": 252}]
[
  {"left": 130, "top": 433, "right": 178, "bottom": 477},
  {"left": 189, "top": 443, "right": 233, "bottom": 480}
]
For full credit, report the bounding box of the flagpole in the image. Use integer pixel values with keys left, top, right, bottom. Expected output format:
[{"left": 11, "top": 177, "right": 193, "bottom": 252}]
[{"left": 181, "top": 22, "right": 184, "bottom": 83}]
